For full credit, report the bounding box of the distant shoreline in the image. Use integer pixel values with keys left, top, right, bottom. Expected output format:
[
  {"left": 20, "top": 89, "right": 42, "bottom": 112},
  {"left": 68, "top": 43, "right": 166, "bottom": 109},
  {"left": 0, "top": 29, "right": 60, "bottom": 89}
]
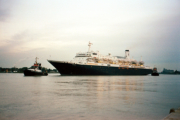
[{"left": 0, "top": 67, "right": 58, "bottom": 73}]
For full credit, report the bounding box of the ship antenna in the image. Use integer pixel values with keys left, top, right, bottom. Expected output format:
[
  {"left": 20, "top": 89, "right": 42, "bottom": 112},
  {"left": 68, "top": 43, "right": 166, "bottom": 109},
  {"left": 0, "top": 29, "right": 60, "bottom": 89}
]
[
  {"left": 35, "top": 57, "right": 39, "bottom": 64},
  {"left": 88, "top": 41, "right": 93, "bottom": 52}
]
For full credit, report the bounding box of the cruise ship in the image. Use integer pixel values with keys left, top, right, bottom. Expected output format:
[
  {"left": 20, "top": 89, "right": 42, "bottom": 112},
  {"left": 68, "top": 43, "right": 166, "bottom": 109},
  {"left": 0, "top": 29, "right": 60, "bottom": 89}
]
[{"left": 48, "top": 42, "right": 153, "bottom": 75}]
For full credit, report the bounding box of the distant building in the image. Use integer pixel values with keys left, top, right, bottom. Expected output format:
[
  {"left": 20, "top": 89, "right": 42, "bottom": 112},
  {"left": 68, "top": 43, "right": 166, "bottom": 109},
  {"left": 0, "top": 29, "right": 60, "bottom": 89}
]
[{"left": 161, "top": 68, "right": 174, "bottom": 74}]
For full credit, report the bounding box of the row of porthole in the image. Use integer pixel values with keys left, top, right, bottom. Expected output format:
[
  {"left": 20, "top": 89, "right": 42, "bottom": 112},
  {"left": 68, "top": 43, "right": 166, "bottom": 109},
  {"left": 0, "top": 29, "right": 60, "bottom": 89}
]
[
  {"left": 118, "top": 67, "right": 138, "bottom": 70},
  {"left": 90, "top": 66, "right": 138, "bottom": 70}
]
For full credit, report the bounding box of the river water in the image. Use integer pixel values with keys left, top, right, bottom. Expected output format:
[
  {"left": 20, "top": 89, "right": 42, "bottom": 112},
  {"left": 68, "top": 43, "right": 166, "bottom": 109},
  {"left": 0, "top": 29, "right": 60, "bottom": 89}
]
[{"left": 0, "top": 73, "right": 180, "bottom": 120}]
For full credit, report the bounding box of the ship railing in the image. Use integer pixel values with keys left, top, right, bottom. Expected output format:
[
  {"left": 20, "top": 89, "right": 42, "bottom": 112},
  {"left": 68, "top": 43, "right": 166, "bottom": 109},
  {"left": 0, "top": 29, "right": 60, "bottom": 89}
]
[
  {"left": 119, "top": 65, "right": 130, "bottom": 68},
  {"left": 144, "top": 66, "right": 153, "bottom": 69},
  {"left": 97, "top": 63, "right": 107, "bottom": 66}
]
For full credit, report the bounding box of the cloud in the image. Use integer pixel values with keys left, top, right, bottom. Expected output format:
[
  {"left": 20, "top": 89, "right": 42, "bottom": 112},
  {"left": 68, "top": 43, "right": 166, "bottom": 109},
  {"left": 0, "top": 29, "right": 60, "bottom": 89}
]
[
  {"left": 0, "top": 0, "right": 16, "bottom": 22},
  {"left": 0, "top": 30, "right": 45, "bottom": 55},
  {"left": 0, "top": 8, "right": 9, "bottom": 21},
  {"left": 0, "top": 0, "right": 180, "bottom": 70},
  {"left": 13, "top": 57, "right": 30, "bottom": 67}
]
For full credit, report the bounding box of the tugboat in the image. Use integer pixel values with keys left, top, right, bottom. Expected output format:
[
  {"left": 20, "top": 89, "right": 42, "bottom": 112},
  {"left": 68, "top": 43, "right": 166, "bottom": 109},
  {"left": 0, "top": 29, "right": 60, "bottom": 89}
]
[
  {"left": 151, "top": 66, "right": 159, "bottom": 76},
  {"left": 24, "top": 57, "right": 48, "bottom": 76}
]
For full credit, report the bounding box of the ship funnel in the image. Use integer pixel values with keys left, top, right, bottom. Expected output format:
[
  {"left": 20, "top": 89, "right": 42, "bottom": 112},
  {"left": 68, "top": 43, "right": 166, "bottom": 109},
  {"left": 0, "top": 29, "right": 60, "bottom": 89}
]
[{"left": 125, "top": 50, "right": 130, "bottom": 59}]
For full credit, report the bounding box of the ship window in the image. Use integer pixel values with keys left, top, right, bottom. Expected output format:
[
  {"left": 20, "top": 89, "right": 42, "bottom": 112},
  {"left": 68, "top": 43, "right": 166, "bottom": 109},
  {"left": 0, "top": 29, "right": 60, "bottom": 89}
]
[
  {"left": 76, "top": 53, "right": 91, "bottom": 57},
  {"left": 93, "top": 53, "right": 97, "bottom": 55}
]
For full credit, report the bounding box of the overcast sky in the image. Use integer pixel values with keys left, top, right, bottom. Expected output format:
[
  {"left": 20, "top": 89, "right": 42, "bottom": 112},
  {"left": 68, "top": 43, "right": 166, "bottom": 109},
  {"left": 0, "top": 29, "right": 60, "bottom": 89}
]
[{"left": 0, "top": 0, "right": 180, "bottom": 71}]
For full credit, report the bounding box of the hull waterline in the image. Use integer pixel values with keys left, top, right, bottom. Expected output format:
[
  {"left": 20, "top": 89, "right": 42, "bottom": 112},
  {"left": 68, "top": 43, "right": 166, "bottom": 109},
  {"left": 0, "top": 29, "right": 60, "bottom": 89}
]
[
  {"left": 24, "top": 70, "right": 48, "bottom": 76},
  {"left": 48, "top": 60, "right": 152, "bottom": 76}
]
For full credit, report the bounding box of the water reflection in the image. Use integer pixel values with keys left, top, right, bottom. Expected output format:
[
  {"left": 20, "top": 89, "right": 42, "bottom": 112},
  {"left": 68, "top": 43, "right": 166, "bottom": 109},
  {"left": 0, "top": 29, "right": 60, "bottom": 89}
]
[
  {"left": 51, "top": 76, "right": 146, "bottom": 107},
  {"left": 42, "top": 76, "right": 148, "bottom": 119}
]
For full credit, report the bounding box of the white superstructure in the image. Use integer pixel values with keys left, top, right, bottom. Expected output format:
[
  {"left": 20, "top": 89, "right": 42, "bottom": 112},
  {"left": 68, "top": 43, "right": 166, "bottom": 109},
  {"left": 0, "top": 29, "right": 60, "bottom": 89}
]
[{"left": 69, "top": 42, "right": 151, "bottom": 69}]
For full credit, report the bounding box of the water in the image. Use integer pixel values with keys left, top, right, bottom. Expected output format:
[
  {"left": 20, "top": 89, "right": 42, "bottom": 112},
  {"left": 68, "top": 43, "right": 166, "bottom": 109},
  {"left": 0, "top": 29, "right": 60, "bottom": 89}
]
[{"left": 0, "top": 73, "right": 180, "bottom": 120}]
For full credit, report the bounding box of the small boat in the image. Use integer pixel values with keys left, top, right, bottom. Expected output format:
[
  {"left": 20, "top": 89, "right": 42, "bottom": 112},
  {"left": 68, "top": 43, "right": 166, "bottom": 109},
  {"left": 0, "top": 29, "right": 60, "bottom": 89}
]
[
  {"left": 151, "top": 67, "right": 159, "bottom": 76},
  {"left": 24, "top": 57, "right": 48, "bottom": 76}
]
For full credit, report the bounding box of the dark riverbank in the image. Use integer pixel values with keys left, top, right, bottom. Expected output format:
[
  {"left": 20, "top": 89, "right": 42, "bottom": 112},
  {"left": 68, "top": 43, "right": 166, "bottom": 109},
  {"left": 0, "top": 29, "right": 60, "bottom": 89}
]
[{"left": 0, "top": 67, "right": 58, "bottom": 73}]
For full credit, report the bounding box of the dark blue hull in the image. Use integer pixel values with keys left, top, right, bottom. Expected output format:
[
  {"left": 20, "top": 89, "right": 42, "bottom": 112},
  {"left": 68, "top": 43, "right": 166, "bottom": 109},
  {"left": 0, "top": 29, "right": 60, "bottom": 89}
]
[
  {"left": 151, "top": 73, "right": 159, "bottom": 76},
  {"left": 24, "top": 70, "right": 48, "bottom": 76},
  {"left": 48, "top": 60, "right": 153, "bottom": 75}
]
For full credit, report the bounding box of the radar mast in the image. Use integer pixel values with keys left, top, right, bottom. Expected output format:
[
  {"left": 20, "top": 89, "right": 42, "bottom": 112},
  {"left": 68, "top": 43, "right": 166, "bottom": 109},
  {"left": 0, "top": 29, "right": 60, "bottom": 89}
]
[{"left": 88, "top": 41, "right": 93, "bottom": 52}]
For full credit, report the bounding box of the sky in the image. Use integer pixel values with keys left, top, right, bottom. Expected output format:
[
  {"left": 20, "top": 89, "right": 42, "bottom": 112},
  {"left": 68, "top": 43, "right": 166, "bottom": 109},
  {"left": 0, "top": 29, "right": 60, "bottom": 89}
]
[{"left": 0, "top": 0, "right": 180, "bottom": 71}]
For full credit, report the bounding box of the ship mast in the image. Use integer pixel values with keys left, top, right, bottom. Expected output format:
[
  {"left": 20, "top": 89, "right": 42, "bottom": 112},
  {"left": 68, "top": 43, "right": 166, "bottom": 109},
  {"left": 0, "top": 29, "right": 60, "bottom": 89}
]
[
  {"left": 35, "top": 57, "right": 38, "bottom": 64},
  {"left": 88, "top": 41, "right": 93, "bottom": 52}
]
